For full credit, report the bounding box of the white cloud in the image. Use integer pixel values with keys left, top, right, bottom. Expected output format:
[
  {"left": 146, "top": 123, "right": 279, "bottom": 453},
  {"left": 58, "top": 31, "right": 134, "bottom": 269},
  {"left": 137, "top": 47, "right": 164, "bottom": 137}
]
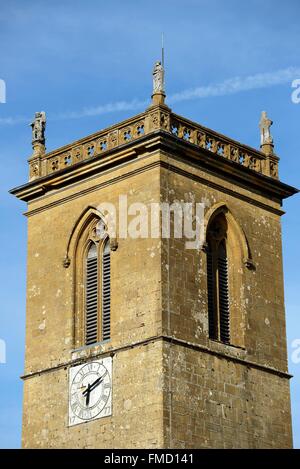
[
  {"left": 168, "top": 66, "right": 300, "bottom": 103},
  {"left": 54, "top": 99, "right": 148, "bottom": 120},
  {"left": 0, "top": 116, "right": 29, "bottom": 125},
  {"left": 1, "top": 66, "right": 300, "bottom": 126}
]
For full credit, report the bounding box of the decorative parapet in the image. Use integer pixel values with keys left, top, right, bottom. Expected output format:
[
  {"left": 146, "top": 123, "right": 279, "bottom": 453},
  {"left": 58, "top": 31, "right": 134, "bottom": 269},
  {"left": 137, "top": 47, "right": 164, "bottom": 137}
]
[
  {"left": 28, "top": 105, "right": 279, "bottom": 181},
  {"left": 169, "top": 111, "right": 279, "bottom": 179}
]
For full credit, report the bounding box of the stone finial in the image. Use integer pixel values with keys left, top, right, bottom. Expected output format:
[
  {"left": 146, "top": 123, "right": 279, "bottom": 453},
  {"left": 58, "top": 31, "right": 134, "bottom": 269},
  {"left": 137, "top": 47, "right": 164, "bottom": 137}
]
[
  {"left": 30, "top": 111, "right": 46, "bottom": 157},
  {"left": 259, "top": 111, "right": 274, "bottom": 155},
  {"left": 152, "top": 61, "right": 165, "bottom": 105}
]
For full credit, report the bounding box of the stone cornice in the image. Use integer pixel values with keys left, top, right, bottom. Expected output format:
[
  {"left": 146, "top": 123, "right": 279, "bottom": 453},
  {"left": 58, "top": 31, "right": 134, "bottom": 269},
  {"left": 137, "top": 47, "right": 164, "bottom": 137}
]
[
  {"left": 22, "top": 155, "right": 286, "bottom": 219},
  {"left": 10, "top": 131, "right": 298, "bottom": 207},
  {"left": 21, "top": 334, "right": 292, "bottom": 381}
]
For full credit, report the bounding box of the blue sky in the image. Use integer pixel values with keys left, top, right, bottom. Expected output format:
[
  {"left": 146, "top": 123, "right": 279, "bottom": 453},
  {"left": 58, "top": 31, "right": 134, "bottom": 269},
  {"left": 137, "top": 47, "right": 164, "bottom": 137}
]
[{"left": 0, "top": 0, "right": 299, "bottom": 448}]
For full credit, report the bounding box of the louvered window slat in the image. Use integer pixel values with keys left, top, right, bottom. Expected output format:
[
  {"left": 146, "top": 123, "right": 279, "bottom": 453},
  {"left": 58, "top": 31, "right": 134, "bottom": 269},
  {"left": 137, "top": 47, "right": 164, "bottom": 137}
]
[
  {"left": 85, "top": 245, "right": 98, "bottom": 345},
  {"left": 84, "top": 238, "right": 111, "bottom": 346},
  {"left": 206, "top": 214, "right": 231, "bottom": 345},
  {"left": 218, "top": 255, "right": 230, "bottom": 344},
  {"left": 207, "top": 250, "right": 217, "bottom": 340},
  {"left": 102, "top": 241, "right": 111, "bottom": 341}
]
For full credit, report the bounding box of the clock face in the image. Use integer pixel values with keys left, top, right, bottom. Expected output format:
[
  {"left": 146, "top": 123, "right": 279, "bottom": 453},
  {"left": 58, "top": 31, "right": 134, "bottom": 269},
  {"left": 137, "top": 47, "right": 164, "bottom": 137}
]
[{"left": 69, "top": 357, "right": 112, "bottom": 426}]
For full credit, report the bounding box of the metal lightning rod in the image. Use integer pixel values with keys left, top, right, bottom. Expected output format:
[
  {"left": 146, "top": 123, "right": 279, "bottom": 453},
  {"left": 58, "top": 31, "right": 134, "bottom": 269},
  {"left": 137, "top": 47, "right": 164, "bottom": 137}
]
[
  {"left": 161, "top": 32, "right": 165, "bottom": 68},
  {"left": 162, "top": 32, "right": 165, "bottom": 92}
]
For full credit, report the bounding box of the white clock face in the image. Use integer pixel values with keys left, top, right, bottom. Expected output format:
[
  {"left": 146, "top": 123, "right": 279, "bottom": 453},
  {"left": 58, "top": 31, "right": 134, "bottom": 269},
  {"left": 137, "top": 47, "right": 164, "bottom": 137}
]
[{"left": 69, "top": 357, "right": 112, "bottom": 426}]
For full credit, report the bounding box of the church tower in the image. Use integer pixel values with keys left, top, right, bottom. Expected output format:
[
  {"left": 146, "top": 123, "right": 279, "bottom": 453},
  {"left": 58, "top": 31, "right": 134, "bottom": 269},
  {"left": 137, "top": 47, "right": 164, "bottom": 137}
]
[{"left": 11, "top": 63, "right": 297, "bottom": 448}]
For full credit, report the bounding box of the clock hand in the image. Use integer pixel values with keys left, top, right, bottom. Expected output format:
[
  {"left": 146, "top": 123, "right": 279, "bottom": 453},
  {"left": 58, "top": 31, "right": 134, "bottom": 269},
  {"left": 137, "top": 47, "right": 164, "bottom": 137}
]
[
  {"left": 85, "top": 382, "right": 91, "bottom": 407},
  {"left": 82, "top": 377, "right": 102, "bottom": 398},
  {"left": 82, "top": 373, "right": 108, "bottom": 407},
  {"left": 89, "top": 376, "right": 102, "bottom": 392},
  {"left": 82, "top": 370, "right": 108, "bottom": 398},
  {"left": 82, "top": 370, "right": 108, "bottom": 408},
  {"left": 84, "top": 379, "right": 99, "bottom": 407}
]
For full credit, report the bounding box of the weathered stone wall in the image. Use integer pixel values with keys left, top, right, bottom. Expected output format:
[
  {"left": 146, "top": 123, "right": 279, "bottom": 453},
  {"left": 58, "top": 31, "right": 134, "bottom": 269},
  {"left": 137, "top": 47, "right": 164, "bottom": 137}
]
[
  {"left": 24, "top": 157, "right": 162, "bottom": 375},
  {"left": 160, "top": 155, "right": 289, "bottom": 373},
  {"left": 22, "top": 340, "right": 164, "bottom": 448},
  {"left": 22, "top": 144, "right": 293, "bottom": 448},
  {"left": 162, "top": 342, "right": 292, "bottom": 448},
  {"left": 23, "top": 156, "right": 164, "bottom": 448},
  {"left": 159, "top": 152, "right": 292, "bottom": 448}
]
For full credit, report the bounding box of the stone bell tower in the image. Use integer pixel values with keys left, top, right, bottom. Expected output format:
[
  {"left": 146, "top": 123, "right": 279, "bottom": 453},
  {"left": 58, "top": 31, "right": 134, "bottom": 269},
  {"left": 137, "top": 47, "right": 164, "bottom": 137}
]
[{"left": 11, "top": 62, "right": 298, "bottom": 448}]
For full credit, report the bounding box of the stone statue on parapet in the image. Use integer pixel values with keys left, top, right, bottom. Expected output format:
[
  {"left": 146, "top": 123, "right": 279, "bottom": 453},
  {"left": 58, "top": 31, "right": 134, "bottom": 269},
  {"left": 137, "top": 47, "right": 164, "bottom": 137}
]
[
  {"left": 259, "top": 111, "right": 273, "bottom": 146},
  {"left": 31, "top": 111, "right": 46, "bottom": 146},
  {"left": 153, "top": 61, "right": 165, "bottom": 94}
]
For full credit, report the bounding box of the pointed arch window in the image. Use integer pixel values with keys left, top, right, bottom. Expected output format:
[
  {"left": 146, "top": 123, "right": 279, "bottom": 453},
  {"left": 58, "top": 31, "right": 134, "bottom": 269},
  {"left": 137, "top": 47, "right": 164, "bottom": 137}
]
[
  {"left": 207, "top": 213, "right": 230, "bottom": 344},
  {"left": 71, "top": 215, "right": 112, "bottom": 347}
]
